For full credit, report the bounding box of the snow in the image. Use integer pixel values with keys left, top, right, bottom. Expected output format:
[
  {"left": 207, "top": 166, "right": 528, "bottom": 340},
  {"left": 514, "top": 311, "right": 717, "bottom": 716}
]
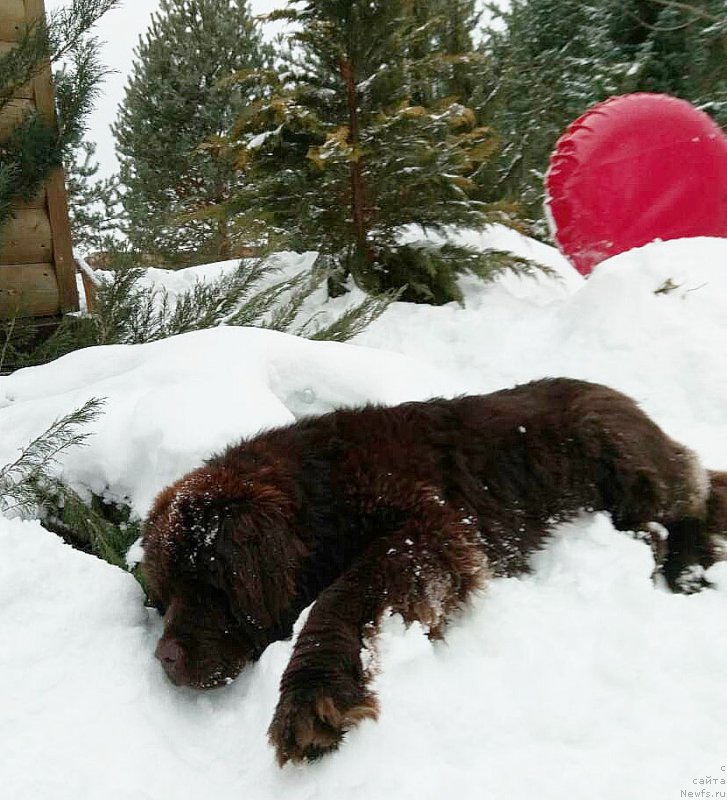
[
  {"left": 2, "top": 232, "right": 727, "bottom": 799},
  {"left": 247, "top": 126, "right": 283, "bottom": 150},
  {"left": 0, "top": 326, "right": 450, "bottom": 515}
]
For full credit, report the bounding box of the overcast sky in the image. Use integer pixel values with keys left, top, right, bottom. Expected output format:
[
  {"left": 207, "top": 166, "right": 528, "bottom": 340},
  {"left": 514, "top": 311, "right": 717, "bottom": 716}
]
[{"left": 44, "top": 0, "right": 499, "bottom": 178}]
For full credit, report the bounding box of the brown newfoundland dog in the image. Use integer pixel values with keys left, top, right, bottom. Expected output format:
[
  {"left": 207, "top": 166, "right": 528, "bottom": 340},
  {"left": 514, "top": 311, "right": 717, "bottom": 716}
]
[{"left": 142, "top": 378, "right": 727, "bottom": 765}]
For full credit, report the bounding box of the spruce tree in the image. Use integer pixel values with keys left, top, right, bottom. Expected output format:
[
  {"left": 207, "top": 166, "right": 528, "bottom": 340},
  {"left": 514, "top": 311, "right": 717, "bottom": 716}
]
[
  {"left": 220, "top": 0, "right": 521, "bottom": 304},
  {"left": 113, "top": 0, "right": 271, "bottom": 267}
]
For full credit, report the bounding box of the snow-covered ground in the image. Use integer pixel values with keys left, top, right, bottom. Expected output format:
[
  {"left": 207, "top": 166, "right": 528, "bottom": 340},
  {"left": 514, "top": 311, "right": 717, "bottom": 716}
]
[{"left": 2, "top": 231, "right": 727, "bottom": 799}]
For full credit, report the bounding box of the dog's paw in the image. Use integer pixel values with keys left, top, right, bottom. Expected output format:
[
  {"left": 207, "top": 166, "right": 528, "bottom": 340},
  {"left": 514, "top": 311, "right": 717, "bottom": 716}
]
[{"left": 268, "top": 686, "right": 378, "bottom": 766}]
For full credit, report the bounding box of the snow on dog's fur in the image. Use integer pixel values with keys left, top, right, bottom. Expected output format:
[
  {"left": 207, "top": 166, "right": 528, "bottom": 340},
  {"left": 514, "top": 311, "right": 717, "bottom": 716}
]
[{"left": 142, "top": 378, "right": 727, "bottom": 765}]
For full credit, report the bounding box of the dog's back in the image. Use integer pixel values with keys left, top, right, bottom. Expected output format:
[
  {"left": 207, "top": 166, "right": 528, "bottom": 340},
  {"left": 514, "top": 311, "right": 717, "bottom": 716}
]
[{"left": 241, "top": 377, "right": 724, "bottom": 587}]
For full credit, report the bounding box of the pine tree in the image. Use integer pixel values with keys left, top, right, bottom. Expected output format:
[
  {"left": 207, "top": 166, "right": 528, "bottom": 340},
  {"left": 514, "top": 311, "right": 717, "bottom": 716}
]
[
  {"left": 220, "top": 0, "right": 523, "bottom": 305},
  {"left": 113, "top": 0, "right": 272, "bottom": 267},
  {"left": 0, "top": 0, "right": 120, "bottom": 239}
]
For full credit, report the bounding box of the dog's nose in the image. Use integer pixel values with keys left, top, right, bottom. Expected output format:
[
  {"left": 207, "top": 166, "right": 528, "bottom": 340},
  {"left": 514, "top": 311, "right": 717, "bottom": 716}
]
[{"left": 155, "top": 638, "right": 187, "bottom": 684}]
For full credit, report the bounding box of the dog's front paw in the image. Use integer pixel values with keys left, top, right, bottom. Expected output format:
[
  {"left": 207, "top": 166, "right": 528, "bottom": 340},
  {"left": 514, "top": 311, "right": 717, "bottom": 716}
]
[{"left": 268, "top": 684, "right": 378, "bottom": 765}]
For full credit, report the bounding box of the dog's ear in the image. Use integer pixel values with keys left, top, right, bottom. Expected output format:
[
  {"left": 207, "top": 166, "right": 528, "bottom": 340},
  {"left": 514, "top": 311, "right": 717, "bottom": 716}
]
[
  {"left": 141, "top": 483, "right": 184, "bottom": 594},
  {"left": 158, "top": 491, "right": 228, "bottom": 565},
  {"left": 217, "top": 484, "right": 308, "bottom": 630},
  {"left": 145, "top": 471, "right": 308, "bottom": 629},
  {"left": 142, "top": 488, "right": 242, "bottom": 580}
]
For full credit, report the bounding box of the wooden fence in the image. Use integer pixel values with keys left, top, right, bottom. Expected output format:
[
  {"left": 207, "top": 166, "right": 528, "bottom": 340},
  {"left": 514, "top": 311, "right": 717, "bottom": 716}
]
[{"left": 0, "top": 0, "right": 79, "bottom": 320}]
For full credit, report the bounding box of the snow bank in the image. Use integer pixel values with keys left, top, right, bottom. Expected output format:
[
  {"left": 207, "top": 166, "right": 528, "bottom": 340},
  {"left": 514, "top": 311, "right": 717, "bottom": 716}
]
[
  {"left": 2, "top": 514, "right": 725, "bottom": 800},
  {"left": 359, "top": 236, "right": 727, "bottom": 466},
  {"left": 2, "top": 234, "right": 727, "bottom": 799},
  {"left": 0, "top": 326, "right": 452, "bottom": 515}
]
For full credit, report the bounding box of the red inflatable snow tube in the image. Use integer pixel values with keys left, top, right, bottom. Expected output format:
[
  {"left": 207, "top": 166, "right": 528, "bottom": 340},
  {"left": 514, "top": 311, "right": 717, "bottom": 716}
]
[{"left": 546, "top": 93, "right": 727, "bottom": 275}]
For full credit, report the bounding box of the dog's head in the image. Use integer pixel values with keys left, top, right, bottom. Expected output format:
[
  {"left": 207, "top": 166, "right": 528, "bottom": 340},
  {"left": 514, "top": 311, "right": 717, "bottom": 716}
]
[{"left": 142, "top": 460, "right": 307, "bottom": 689}]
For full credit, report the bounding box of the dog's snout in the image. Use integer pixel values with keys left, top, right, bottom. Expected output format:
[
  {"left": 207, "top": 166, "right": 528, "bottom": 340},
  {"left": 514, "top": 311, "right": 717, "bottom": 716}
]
[
  {"left": 156, "top": 637, "right": 183, "bottom": 665},
  {"left": 155, "top": 638, "right": 187, "bottom": 684}
]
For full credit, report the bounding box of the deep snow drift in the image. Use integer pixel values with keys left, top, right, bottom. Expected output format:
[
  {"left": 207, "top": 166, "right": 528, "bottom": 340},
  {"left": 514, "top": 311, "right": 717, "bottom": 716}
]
[{"left": 2, "top": 232, "right": 727, "bottom": 800}]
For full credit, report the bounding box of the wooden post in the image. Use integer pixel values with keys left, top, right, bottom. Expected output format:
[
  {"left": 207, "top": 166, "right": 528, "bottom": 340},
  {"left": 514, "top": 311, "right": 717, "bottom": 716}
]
[{"left": 0, "top": 0, "right": 80, "bottom": 319}]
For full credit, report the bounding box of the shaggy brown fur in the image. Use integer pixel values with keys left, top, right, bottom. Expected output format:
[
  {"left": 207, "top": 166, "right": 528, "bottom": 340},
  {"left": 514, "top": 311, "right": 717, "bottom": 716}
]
[{"left": 142, "top": 378, "right": 727, "bottom": 765}]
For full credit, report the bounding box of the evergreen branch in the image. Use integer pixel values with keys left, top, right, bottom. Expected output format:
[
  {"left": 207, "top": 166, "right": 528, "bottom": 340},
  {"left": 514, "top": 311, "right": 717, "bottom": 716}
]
[
  {"left": 34, "top": 480, "right": 140, "bottom": 571},
  {"left": 467, "top": 247, "right": 555, "bottom": 281},
  {"left": 162, "top": 261, "right": 271, "bottom": 335},
  {"left": 0, "top": 111, "right": 61, "bottom": 231},
  {"left": 0, "top": 0, "right": 121, "bottom": 101},
  {"left": 0, "top": 397, "right": 105, "bottom": 516},
  {"left": 0, "top": 18, "right": 51, "bottom": 101},
  {"left": 90, "top": 264, "right": 148, "bottom": 344},
  {"left": 261, "top": 271, "right": 321, "bottom": 331},
  {"left": 47, "top": 0, "right": 122, "bottom": 63},
  {"left": 0, "top": 162, "right": 19, "bottom": 225},
  {"left": 227, "top": 271, "right": 311, "bottom": 327},
  {"left": 0, "top": 315, "right": 17, "bottom": 374},
  {"left": 54, "top": 36, "right": 113, "bottom": 147},
  {"left": 306, "top": 290, "right": 399, "bottom": 342},
  {"left": 644, "top": 0, "right": 721, "bottom": 22}
]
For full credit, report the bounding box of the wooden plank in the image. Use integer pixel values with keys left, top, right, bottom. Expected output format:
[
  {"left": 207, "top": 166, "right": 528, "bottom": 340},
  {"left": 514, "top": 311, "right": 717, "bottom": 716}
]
[
  {"left": 0, "top": 208, "right": 52, "bottom": 264},
  {"left": 0, "top": 0, "right": 27, "bottom": 41},
  {"left": 45, "top": 168, "right": 78, "bottom": 313},
  {"left": 0, "top": 20, "right": 26, "bottom": 44},
  {"left": 0, "top": 97, "right": 33, "bottom": 139},
  {"left": 23, "top": 0, "right": 45, "bottom": 20},
  {"left": 15, "top": 187, "right": 46, "bottom": 210},
  {"left": 80, "top": 270, "right": 96, "bottom": 313},
  {"left": 0, "top": 262, "right": 60, "bottom": 318},
  {"left": 27, "top": 0, "right": 79, "bottom": 314}
]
